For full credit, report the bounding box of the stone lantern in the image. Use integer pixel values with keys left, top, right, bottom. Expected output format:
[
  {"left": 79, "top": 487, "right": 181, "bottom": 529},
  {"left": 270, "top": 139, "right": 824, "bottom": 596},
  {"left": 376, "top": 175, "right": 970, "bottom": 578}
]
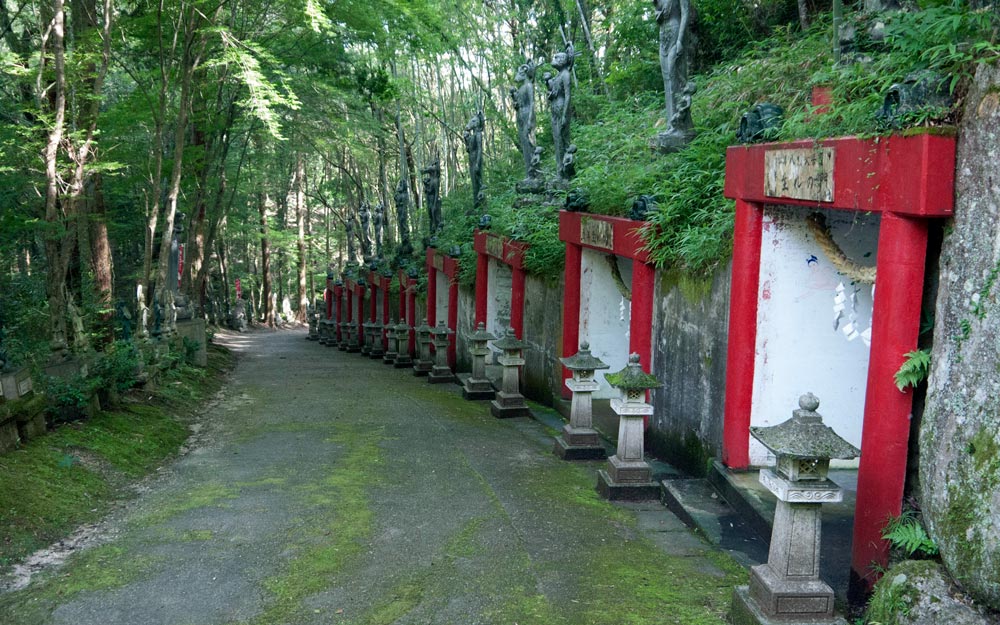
[
  {"left": 361, "top": 320, "right": 374, "bottom": 356},
  {"left": 393, "top": 320, "right": 413, "bottom": 368},
  {"left": 490, "top": 328, "right": 530, "bottom": 419},
  {"left": 731, "top": 393, "right": 858, "bottom": 625},
  {"left": 462, "top": 323, "right": 497, "bottom": 401},
  {"left": 428, "top": 321, "right": 455, "bottom": 384},
  {"left": 307, "top": 303, "right": 319, "bottom": 340},
  {"left": 339, "top": 317, "right": 352, "bottom": 351},
  {"left": 597, "top": 354, "right": 660, "bottom": 500},
  {"left": 412, "top": 319, "right": 434, "bottom": 376},
  {"left": 554, "top": 341, "right": 609, "bottom": 460},
  {"left": 369, "top": 319, "right": 385, "bottom": 359},
  {"left": 382, "top": 318, "right": 399, "bottom": 365}
]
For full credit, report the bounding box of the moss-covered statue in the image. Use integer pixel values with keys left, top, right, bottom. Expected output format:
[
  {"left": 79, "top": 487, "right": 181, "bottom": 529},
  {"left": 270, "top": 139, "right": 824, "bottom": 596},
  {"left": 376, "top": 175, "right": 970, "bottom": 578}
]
[
  {"left": 463, "top": 110, "right": 485, "bottom": 213},
  {"left": 422, "top": 159, "right": 443, "bottom": 235},
  {"left": 358, "top": 200, "right": 373, "bottom": 262},
  {"left": 548, "top": 43, "right": 579, "bottom": 183},
  {"left": 510, "top": 60, "right": 538, "bottom": 181},
  {"left": 373, "top": 202, "right": 385, "bottom": 259},
  {"left": 394, "top": 178, "right": 413, "bottom": 259},
  {"left": 653, "top": 0, "right": 697, "bottom": 152}
]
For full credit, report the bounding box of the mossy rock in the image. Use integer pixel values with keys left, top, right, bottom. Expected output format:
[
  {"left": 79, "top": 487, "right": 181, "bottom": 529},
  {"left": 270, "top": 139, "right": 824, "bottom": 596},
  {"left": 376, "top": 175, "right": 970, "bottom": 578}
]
[{"left": 866, "top": 560, "right": 993, "bottom": 625}]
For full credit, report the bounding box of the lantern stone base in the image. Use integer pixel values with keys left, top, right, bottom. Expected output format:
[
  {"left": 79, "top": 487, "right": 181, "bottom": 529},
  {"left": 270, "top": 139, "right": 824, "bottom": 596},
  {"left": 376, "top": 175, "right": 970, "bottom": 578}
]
[
  {"left": 369, "top": 343, "right": 385, "bottom": 359},
  {"left": 428, "top": 365, "right": 456, "bottom": 384},
  {"left": 596, "top": 469, "right": 659, "bottom": 501},
  {"left": 382, "top": 350, "right": 398, "bottom": 364},
  {"left": 394, "top": 354, "right": 413, "bottom": 368},
  {"left": 462, "top": 377, "right": 495, "bottom": 400},
  {"left": 553, "top": 425, "right": 605, "bottom": 460},
  {"left": 730, "top": 585, "right": 846, "bottom": 625},
  {"left": 490, "top": 391, "right": 530, "bottom": 418},
  {"left": 412, "top": 360, "right": 433, "bottom": 376}
]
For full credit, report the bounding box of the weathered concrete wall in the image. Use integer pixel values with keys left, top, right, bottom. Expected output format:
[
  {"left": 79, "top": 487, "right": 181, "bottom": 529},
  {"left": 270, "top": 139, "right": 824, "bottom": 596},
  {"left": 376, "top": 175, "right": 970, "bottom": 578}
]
[
  {"left": 521, "top": 274, "right": 565, "bottom": 405},
  {"left": 579, "top": 249, "right": 633, "bottom": 398},
  {"left": 649, "top": 266, "right": 730, "bottom": 476},
  {"left": 920, "top": 63, "right": 1000, "bottom": 612},
  {"left": 456, "top": 285, "right": 474, "bottom": 373}
]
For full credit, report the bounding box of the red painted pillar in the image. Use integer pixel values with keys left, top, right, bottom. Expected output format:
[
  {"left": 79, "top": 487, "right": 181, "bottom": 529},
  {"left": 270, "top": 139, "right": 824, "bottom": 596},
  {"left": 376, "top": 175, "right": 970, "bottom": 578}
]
[
  {"left": 334, "top": 285, "right": 343, "bottom": 342},
  {"left": 325, "top": 286, "right": 333, "bottom": 319},
  {"left": 511, "top": 267, "right": 526, "bottom": 339},
  {"left": 447, "top": 279, "right": 458, "bottom": 368},
  {"left": 346, "top": 287, "right": 353, "bottom": 324},
  {"left": 722, "top": 199, "right": 765, "bottom": 470},
  {"left": 629, "top": 261, "right": 654, "bottom": 371},
  {"left": 427, "top": 263, "right": 438, "bottom": 327},
  {"left": 398, "top": 277, "right": 406, "bottom": 326},
  {"left": 407, "top": 279, "right": 417, "bottom": 356},
  {"left": 382, "top": 279, "right": 390, "bottom": 348},
  {"left": 369, "top": 282, "right": 377, "bottom": 323},
  {"left": 561, "top": 242, "right": 582, "bottom": 399},
  {"left": 356, "top": 286, "right": 365, "bottom": 345},
  {"left": 475, "top": 252, "right": 489, "bottom": 326},
  {"left": 850, "top": 212, "right": 928, "bottom": 592}
]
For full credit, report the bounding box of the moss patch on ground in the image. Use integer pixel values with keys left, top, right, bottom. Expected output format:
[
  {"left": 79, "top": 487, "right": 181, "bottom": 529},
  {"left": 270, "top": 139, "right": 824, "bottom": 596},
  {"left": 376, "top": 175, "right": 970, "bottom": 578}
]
[{"left": 0, "top": 344, "right": 234, "bottom": 568}]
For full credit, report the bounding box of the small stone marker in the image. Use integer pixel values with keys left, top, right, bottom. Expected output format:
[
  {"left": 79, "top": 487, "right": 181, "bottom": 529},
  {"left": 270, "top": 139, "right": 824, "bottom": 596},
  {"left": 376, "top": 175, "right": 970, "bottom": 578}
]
[
  {"left": 412, "top": 319, "right": 434, "bottom": 377},
  {"left": 462, "top": 323, "right": 497, "bottom": 401},
  {"left": 554, "top": 341, "right": 609, "bottom": 460},
  {"left": 393, "top": 320, "right": 413, "bottom": 368},
  {"left": 382, "top": 319, "right": 399, "bottom": 364},
  {"left": 489, "top": 328, "right": 530, "bottom": 419},
  {"left": 730, "top": 393, "right": 857, "bottom": 625},
  {"left": 427, "top": 321, "right": 456, "bottom": 384},
  {"left": 596, "top": 354, "right": 660, "bottom": 500}
]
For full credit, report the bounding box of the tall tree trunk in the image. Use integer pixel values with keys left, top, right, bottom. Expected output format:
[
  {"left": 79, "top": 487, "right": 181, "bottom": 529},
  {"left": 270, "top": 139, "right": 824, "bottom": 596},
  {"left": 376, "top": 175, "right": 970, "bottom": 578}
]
[
  {"left": 295, "top": 154, "right": 308, "bottom": 322},
  {"left": 89, "top": 175, "right": 114, "bottom": 344},
  {"left": 259, "top": 192, "right": 274, "bottom": 327}
]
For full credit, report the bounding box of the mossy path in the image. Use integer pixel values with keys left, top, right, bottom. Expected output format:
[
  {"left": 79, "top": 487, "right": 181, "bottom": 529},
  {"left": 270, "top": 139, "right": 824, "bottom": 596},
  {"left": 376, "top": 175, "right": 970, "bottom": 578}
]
[{"left": 0, "top": 329, "right": 744, "bottom": 625}]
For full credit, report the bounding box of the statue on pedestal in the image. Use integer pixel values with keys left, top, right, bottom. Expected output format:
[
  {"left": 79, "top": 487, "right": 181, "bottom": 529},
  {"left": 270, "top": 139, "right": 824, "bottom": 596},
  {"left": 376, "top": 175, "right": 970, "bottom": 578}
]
[
  {"left": 345, "top": 213, "right": 356, "bottom": 264},
  {"left": 653, "top": 0, "right": 697, "bottom": 152},
  {"left": 374, "top": 202, "right": 384, "bottom": 259},
  {"left": 548, "top": 43, "right": 578, "bottom": 183},
  {"left": 394, "top": 179, "right": 413, "bottom": 258},
  {"left": 464, "top": 110, "right": 485, "bottom": 213},
  {"left": 510, "top": 60, "right": 538, "bottom": 181},
  {"left": 422, "top": 159, "right": 443, "bottom": 235},
  {"left": 358, "top": 201, "right": 373, "bottom": 261}
]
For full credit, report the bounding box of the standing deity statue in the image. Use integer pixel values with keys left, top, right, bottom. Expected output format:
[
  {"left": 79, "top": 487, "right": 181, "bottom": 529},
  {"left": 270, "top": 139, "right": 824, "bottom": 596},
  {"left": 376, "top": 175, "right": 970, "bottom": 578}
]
[
  {"left": 464, "top": 110, "right": 485, "bottom": 213},
  {"left": 510, "top": 60, "right": 538, "bottom": 180},
  {"left": 422, "top": 159, "right": 443, "bottom": 235},
  {"left": 373, "top": 202, "right": 385, "bottom": 259},
  {"left": 394, "top": 178, "right": 413, "bottom": 258},
  {"left": 358, "top": 201, "right": 373, "bottom": 261},
  {"left": 345, "top": 213, "right": 356, "bottom": 264},
  {"left": 562, "top": 144, "right": 578, "bottom": 180},
  {"left": 548, "top": 43, "right": 578, "bottom": 183},
  {"left": 654, "top": 0, "right": 697, "bottom": 152}
]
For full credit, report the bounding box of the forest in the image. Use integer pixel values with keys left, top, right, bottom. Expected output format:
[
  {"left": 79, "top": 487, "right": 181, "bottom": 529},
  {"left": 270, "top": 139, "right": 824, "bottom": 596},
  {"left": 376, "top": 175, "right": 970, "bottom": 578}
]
[{"left": 1, "top": 0, "right": 998, "bottom": 405}]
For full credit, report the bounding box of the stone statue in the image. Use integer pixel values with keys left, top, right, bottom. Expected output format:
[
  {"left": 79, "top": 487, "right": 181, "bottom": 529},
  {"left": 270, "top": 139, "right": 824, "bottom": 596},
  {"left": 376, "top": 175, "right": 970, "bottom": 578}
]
[
  {"left": 654, "top": 0, "right": 697, "bottom": 152},
  {"left": 345, "top": 213, "right": 356, "bottom": 264},
  {"left": 373, "top": 202, "right": 385, "bottom": 259},
  {"left": 562, "top": 144, "right": 578, "bottom": 180},
  {"left": 529, "top": 146, "right": 544, "bottom": 180},
  {"left": 394, "top": 179, "right": 413, "bottom": 258},
  {"left": 358, "top": 201, "right": 373, "bottom": 261},
  {"left": 422, "top": 159, "right": 443, "bottom": 234},
  {"left": 167, "top": 213, "right": 185, "bottom": 295},
  {"left": 464, "top": 110, "right": 485, "bottom": 213},
  {"left": 548, "top": 43, "right": 578, "bottom": 182},
  {"left": 136, "top": 285, "right": 149, "bottom": 340},
  {"left": 115, "top": 300, "right": 133, "bottom": 342},
  {"left": 510, "top": 60, "right": 538, "bottom": 179}
]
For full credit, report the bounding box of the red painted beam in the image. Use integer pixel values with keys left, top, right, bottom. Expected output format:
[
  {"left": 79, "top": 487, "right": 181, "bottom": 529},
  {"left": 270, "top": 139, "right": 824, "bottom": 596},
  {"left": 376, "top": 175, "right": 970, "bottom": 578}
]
[
  {"left": 561, "top": 241, "right": 582, "bottom": 400},
  {"left": 559, "top": 211, "right": 652, "bottom": 262},
  {"left": 851, "top": 212, "right": 929, "bottom": 590},
  {"left": 724, "top": 133, "right": 955, "bottom": 217},
  {"left": 721, "top": 199, "right": 764, "bottom": 470}
]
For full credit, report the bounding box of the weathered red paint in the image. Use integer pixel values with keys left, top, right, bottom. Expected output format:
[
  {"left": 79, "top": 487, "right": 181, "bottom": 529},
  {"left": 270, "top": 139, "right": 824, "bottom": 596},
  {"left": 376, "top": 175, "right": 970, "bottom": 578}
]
[
  {"left": 333, "top": 284, "right": 343, "bottom": 342},
  {"left": 722, "top": 131, "right": 956, "bottom": 593},
  {"left": 561, "top": 242, "right": 582, "bottom": 400}
]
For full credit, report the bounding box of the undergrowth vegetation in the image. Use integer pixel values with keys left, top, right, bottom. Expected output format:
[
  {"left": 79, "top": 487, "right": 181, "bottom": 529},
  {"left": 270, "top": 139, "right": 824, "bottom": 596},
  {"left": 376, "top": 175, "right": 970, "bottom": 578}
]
[{"left": 0, "top": 344, "right": 234, "bottom": 568}]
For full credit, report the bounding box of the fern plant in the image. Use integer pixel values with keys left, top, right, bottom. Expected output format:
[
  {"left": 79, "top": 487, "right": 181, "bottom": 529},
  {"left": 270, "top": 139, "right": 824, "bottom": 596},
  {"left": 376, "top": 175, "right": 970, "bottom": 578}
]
[
  {"left": 893, "top": 349, "right": 931, "bottom": 391},
  {"left": 882, "top": 511, "right": 939, "bottom": 558}
]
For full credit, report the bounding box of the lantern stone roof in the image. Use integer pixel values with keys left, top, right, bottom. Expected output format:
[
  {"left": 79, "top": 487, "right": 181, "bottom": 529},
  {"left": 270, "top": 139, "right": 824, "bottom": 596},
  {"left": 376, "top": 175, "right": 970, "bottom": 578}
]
[
  {"left": 560, "top": 341, "right": 610, "bottom": 371},
  {"left": 430, "top": 321, "right": 453, "bottom": 337},
  {"left": 750, "top": 393, "right": 861, "bottom": 460},
  {"left": 414, "top": 318, "right": 432, "bottom": 334},
  {"left": 469, "top": 322, "right": 497, "bottom": 342},
  {"left": 492, "top": 328, "right": 526, "bottom": 351},
  {"left": 395, "top": 320, "right": 410, "bottom": 332},
  {"left": 605, "top": 354, "right": 661, "bottom": 391}
]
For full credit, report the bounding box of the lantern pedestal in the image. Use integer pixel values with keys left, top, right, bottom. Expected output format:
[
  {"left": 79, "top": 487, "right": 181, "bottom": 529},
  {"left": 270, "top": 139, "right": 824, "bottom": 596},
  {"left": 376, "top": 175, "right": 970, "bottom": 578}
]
[
  {"left": 553, "top": 380, "right": 605, "bottom": 460},
  {"left": 346, "top": 321, "right": 361, "bottom": 353},
  {"left": 596, "top": 354, "right": 660, "bottom": 500},
  {"left": 463, "top": 323, "right": 497, "bottom": 400},
  {"left": 412, "top": 320, "right": 433, "bottom": 376},
  {"left": 428, "top": 323, "right": 456, "bottom": 384},
  {"left": 307, "top": 307, "right": 319, "bottom": 340},
  {"left": 489, "top": 329, "right": 530, "bottom": 418},
  {"left": 369, "top": 323, "right": 385, "bottom": 359},
  {"left": 393, "top": 322, "right": 413, "bottom": 368},
  {"left": 338, "top": 321, "right": 351, "bottom": 350},
  {"left": 383, "top": 320, "right": 399, "bottom": 364}
]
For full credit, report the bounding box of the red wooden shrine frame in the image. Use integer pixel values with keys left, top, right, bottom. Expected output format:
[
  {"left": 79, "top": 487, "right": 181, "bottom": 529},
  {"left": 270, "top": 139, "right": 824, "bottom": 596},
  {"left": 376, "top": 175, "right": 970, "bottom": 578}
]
[
  {"left": 425, "top": 248, "right": 459, "bottom": 367},
  {"left": 472, "top": 230, "right": 528, "bottom": 338},
  {"left": 722, "top": 132, "right": 956, "bottom": 591},
  {"left": 559, "top": 211, "right": 655, "bottom": 401},
  {"left": 366, "top": 270, "right": 392, "bottom": 350}
]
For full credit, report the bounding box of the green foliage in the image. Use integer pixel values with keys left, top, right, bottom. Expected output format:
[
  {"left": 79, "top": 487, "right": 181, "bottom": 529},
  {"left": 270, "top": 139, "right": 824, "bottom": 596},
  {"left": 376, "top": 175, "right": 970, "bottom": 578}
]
[
  {"left": 91, "top": 341, "right": 142, "bottom": 394},
  {"left": 894, "top": 349, "right": 931, "bottom": 391},
  {"left": 882, "top": 510, "right": 940, "bottom": 558}
]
